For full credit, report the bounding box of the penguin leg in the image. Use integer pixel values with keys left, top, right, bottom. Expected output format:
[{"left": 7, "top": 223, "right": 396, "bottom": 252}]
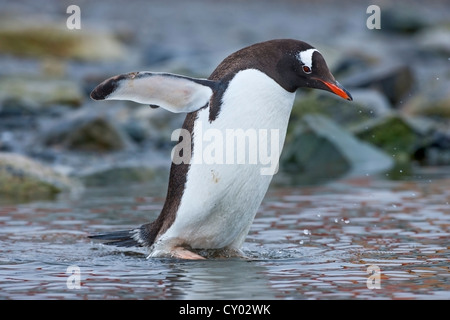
[{"left": 171, "top": 247, "right": 206, "bottom": 260}]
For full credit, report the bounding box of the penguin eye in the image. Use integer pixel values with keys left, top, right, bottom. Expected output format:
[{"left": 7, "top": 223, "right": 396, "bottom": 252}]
[{"left": 302, "top": 65, "right": 312, "bottom": 74}]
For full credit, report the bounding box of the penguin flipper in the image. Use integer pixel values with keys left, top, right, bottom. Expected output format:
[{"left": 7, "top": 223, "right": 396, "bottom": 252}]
[{"left": 90, "top": 71, "right": 218, "bottom": 113}]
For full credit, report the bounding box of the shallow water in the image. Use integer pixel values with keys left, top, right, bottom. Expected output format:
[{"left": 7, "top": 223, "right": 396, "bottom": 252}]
[{"left": 1, "top": 168, "right": 449, "bottom": 300}]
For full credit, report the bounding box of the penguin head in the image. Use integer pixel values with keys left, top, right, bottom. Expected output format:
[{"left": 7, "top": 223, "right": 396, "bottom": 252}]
[
  {"left": 212, "top": 39, "right": 352, "bottom": 101},
  {"left": 271, "top": 40, "right": 352, "bottom": 100},
  {"left": 289, "top": 44, "right": 352, "bottom": 101}
]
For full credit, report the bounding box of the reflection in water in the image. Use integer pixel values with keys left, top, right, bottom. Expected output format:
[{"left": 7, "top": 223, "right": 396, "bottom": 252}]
[
  {"left": 164, "top": 260, "right": 275, "bottom": 299},
  {"left": 0, "top": 169, "right": 449, "bottom": 299}
]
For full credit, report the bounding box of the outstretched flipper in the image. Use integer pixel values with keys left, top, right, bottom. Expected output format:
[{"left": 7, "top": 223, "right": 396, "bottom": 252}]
[{"left": 90, "top": 71, "right": 218, "bottom": 113}]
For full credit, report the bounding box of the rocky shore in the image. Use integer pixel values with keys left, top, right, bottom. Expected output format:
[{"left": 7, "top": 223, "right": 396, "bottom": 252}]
[{"left": 0, "top": 0, "right": 449, "bottom": 201}]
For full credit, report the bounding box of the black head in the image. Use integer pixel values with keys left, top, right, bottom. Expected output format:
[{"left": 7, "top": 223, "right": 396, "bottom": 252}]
[{"left": 210, "top": 39, "right": 352, "bottom": 101}]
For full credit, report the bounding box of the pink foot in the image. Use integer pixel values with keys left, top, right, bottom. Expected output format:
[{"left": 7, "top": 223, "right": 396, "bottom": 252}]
[{"left": 171, "top": 247, "right": 206, "bottom": 260}]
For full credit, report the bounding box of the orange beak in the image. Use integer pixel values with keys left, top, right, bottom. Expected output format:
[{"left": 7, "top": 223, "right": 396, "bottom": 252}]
[{"left": 319, "top": 79, "right": 353, "bottom": 101}]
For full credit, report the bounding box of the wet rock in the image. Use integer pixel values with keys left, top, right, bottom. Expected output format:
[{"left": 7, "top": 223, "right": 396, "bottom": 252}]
[
  {"left": 281, "top": 115, "right": 393, "bottom": 184},
  {"left": 413, "top": 128, "right": 450, "bottom": 166},
  {"left": 341, "top": 63, "right": 414, "bottom": 106},
  {"left": 124, "top": 106, "right": 185, "bottom": 148},
  {"left": 79, "top": 164, "right": 159, "bottom": 187},
  {"left": 0, "top": 76, "right": 84, "bottom": 111},
  {"left": 42, "top": 109, "right": 134, "bottom": 152},
  {"left": 352, "top": 114, "right": 432, "bottom": 164},
  {"left": 381, "top": 6, "right": 429, "bottom": 34},
  {"left": 122, "top": 120, "right": 149, "bottom": 144},
  {"left": 0, "top": 152, "right": 77, "bottom": 200},
  {"left": 416, "top": 26, "right": 450, "bottom": 56},
  {"left": 401, "top": 79, "right": 450, "bottom": 119},
  {"left": 0, "top": 22, "right": 127, "bottom": 61},
  {"left": 332, "top": 53, "right": 377, "bottom": 78},
  {"left": 0, "top": 132, "right": 15, "bottom": 152},
  {"left": 355, "top": 113, "right": 450, "bottom": 166}
]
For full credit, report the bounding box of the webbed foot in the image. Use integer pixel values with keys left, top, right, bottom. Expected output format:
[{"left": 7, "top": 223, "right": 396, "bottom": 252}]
[{"left": 171, "top": 247, "right": 206, "bottom": 260}]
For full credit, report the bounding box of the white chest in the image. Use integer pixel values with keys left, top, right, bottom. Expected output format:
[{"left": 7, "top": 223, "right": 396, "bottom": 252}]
[{"left": 153, "top": 69, "right": 296, "bottom": 253}]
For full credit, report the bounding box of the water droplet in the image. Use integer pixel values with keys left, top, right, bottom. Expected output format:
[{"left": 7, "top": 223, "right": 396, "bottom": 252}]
[
  {"left": 303, "top": 229, "right": 310, "bottom": 235},
  {"left": 344, "top": 219, "right": 350, "bottom": 224},
  {"left": 299, "top": 240, "right": 304, "bottom": 245},
  {"left": 399, "top": 169, "right": 403, "bottom": 173},
  {"left": 334, "top": 218, "right": 338, "bottom": 223},
  {"left": 317, "top": 214, "right": 321, "bottom": 218}
]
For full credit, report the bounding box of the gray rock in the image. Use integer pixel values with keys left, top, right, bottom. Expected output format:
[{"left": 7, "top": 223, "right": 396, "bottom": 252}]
[
  {"left": 402, "top": 79, "right": 450, "bottom": 119},
  {"left": 413, "top": 128, "right": 450, "bottom": 166},
  {"left": 0, "top": 132, "right": 15, "bottom": 152},
  {"left": 73, "top": 149, "right": 170, "bottom": 187},
  {"left": 416, "top": 26, "right": 450, "bottom": 56},
  {"left": 0, "top": 152, "right": 78, "bottom": 200},
  {"left": 125, "top": 106, "right": 186, "bottom": 147},
  {"left": 42, "top": 109, "right": 135, "bottom": 152},
  {"left": 79, "top": 164, "right": 160, "bottom": 187},
  {"left": 341, "top": 63, "right": 415, "bottom": 106},
  {"left": 381, "top": 6, "right": 429, "bottom": 34},
  {"left": 281, "top": 115, "right": 393, "bottom": 184},
  {"left": 331, "top": 53, "right": 377, "bottom": 78}
]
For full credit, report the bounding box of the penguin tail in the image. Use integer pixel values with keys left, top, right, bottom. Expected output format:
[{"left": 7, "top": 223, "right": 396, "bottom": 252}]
[{"left": 88, "top": 228, "right": 142, "bottom": 247}]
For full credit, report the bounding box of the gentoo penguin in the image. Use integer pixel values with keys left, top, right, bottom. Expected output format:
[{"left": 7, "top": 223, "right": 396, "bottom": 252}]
[{"left": 89, "top": 39, "right": 352, "bottom": 259}]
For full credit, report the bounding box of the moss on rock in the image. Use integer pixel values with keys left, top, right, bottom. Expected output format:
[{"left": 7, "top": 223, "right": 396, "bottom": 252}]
[
  {"left": 0, "top": 23, "right": 127, "bottom": 61},
  {"left": 281, "top": 115, "right": 393, "bottom": 184},
  {"left": 0, "top": 152, "right": 76, "bottom": 201},
  {"left": 352, "top": 115, "right": 422, "bottom": 164},
  {"left": 80, "top": 166, "right": 158, "bottom": 187},
  {"left": 0, "top": 76, "right": 83, "bottom": 110}
]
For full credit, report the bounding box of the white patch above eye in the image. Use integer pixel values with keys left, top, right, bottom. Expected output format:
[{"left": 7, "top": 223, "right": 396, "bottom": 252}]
[{"left": 297, "top": 48, "right": 319, "bottom": 70}]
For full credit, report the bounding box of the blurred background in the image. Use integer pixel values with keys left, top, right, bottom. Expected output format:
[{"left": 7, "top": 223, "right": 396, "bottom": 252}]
[{"left": 0, "top": 0, "right": 449, "bottom": 201}]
